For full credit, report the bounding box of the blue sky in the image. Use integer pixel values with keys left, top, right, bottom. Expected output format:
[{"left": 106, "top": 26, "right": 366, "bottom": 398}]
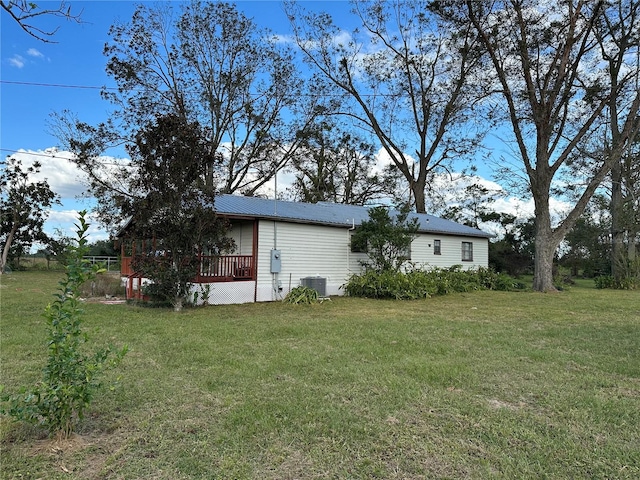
[{"left": 1, "top": 1, "right": 545, "bottom": 244}]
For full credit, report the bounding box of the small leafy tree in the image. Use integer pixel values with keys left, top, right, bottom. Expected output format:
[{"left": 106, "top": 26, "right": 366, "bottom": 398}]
[
  {"left": 351, "top": 205, "right": 419, "bottom": 273},
  {"left": 125, "top": 113, "right": 235, "bottom": 311},
  {"left": 1, "top": 212, "right": 127, "bottom": 440},
  {"left": 1, "top": 157, "right": 59, "bottom": 274}
]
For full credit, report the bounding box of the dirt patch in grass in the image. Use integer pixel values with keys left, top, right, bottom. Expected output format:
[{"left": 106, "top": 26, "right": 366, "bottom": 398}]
[
  {"left": 260, "top": 448, "right": 316, "bottom": 480},
  {"left": 29, "top": 433, "right": 91, "bottom": 456},
  {"left": 84, "top": 297, "right": 127, "bottom": 305},
  {"left": 486, "top": 398, "right": 526, "bottom": 411},
  {"left": 0, "top": 417, "right": 129, "bottom": 480}
]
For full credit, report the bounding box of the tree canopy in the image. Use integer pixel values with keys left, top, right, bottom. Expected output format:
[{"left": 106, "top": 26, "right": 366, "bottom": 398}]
[
  {"left": 464, "top": 0, "right": 640, "bottom": 291},
  {"left": 287, "top": 0, "right": 489, "bottom": 213},
  {"left": 121, "top": 113, "right": 234, "bottom": 310},
  {"left": 57, "top": 0, "right": 321, "bottom": 215},
  {"left": 287, "top": 119, "right": 388, "bottom": 205},
  {"left": 1, "top": 158, "right": 59, "bottom": 273}
]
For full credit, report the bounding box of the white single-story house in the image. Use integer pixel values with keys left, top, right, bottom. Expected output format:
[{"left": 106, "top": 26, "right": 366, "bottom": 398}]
[{"left": 120, "top": 194, "right": 493, "bottom": 305}]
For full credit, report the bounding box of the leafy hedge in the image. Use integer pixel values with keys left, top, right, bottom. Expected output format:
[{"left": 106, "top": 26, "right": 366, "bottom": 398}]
[
  {"left": 343, "top": 266, "right": 526, "bottom": 299},
  {"left": 594, "top": 274, "right": 639, "bottom": 290}
]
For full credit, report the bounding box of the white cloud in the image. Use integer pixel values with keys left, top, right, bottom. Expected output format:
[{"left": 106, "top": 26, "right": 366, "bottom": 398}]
[
  {"left": 6, "top": 149, "right": 121, "bottom": 244},
  {"left": 365, "top": 153, "right": 575, "bottom": 235},
  {"left": 7, "top": 49, "right": 48, "bottom": 69},
  {"left": 26, "top": 48, "right": 44, "bottom": 58},
  {"left": 9, "top": 55, "right": 25, "bottom": 68},
  {"left": 45, "top": 209, "right": 109, "bottom": 243},
  {"left": 7, "top": 148, "right": 89, "bottom": 200}
]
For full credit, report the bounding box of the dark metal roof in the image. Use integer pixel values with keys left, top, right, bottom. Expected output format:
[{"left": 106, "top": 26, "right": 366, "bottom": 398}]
[{"left": 215, "top": 194, "right": 493, "bottom": 239}]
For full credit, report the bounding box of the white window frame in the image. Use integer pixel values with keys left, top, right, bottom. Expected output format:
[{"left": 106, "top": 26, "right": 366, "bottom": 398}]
[{"left": 462, "top": 241, "right": 473, "bottom": 262}]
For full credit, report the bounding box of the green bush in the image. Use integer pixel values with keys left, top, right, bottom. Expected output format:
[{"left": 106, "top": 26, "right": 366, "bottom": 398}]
[
  {"left": 594, "top": 275, "right": 615, "bottom": 289},
  {"left": 284, "top": 285, "right": 321, "bottom": 304},
  {"left": 595, "top": 274, "right": 639, "bottom": 290},
  {"left": 343, "top": 266, "right": 525, "bottom": 299},
  {"left": 618, "top": 277, "right": 639, "bottom": 290}
]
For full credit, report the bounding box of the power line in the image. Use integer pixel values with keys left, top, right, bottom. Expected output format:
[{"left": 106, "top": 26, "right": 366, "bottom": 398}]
[
  {"left": 0, "top": 80, "right": 117, "bottom": 90},
  {"left": 1, "top": 148, "right": 131, "bottom": 166},
  {"left": 1, "top": 147, "right": 73, "bottom": 160},
  {"left": 0, "top": 79, "right": 367, "bottom": 98}
]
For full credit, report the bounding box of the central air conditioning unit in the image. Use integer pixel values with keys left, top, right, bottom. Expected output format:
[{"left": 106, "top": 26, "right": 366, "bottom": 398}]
[{"left": 301, "top": 276, "right": 326, "bottom": 296}]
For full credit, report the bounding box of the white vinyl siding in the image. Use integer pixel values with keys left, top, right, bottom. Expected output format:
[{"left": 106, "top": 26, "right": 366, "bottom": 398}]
[
  {"left": 409, "top": 235, "right": 488, "bottom": 270},
  {"left": 257, "top": 221, "right": 362, "bottom": 301},
  {"left": 254, "top": 221, "right": 489, "bottom": 301}
]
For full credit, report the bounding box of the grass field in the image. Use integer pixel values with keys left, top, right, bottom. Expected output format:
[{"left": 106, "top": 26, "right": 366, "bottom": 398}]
[{"left": 1, "top": 271, "right": 639, "bottom": 479}]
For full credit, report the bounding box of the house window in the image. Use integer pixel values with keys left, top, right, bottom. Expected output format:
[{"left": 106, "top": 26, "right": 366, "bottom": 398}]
[
  {"left": 462, "top": 241, "right": 473, "bottom": 262},
  {"left": 399, "top": 242, "right": 412, "bottom": 261},
  {"left": 350, "top": 234, "right": 368, "bottom": 253},
  {"left": 433, "top": 239, "right": 441, "bottom": 255}
]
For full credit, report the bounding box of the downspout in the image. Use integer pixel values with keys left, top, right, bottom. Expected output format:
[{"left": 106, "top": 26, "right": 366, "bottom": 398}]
[
  {"left": 253, "top": 219, "right": 258, "bottom": 302},
  {"left": 273, "top": 172, "right": 279, "bottom": 300},
  {"left": 347, "top": 219, "right": 355, "bottom": 273},
  {"left": 272, "top": 220, "right": 280, "bottom": 301}
]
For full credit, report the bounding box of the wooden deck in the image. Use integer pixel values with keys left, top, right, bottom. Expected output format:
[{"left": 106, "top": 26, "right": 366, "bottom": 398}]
[
  {"left": 194, "top": 254, "right": 254, "bottom": 282},
  {"left": 122, "top": 254, "right": 254, "bottom": 281},
  {"left": 122, "top": 254, "right": 255, "bottom": 300}
]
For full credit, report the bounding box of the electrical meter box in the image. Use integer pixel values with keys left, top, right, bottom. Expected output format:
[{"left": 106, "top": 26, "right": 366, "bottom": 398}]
[{"left": 270, "top": 249, "right": 281, "bottom": 273}]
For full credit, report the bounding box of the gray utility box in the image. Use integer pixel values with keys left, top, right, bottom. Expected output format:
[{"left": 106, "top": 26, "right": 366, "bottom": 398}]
[
  {"left": 270, "top": 249, "right": 281, "bottom": 273},
  {"left": 301, "top": 276, "right": 326, "bottom": 296}
]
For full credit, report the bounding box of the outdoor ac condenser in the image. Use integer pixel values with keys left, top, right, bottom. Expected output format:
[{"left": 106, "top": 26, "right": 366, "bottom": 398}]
[{"left": 301, "top": 276, "right": 326, "bottom": 296}]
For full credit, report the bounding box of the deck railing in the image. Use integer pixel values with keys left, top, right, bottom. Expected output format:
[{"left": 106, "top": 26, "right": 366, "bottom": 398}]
[
  {"left": 121, "top": 254, "right": 254, "bottom": 282},
  {"left": 195, "top": 254, "right": 254, "bottom": 281}
]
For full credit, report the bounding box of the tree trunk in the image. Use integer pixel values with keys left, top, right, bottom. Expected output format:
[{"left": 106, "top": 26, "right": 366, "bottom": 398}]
[
  {"left": 412, "top": 184, "right": 427, "bottom": 214},
  {"left": 532, "top": 225, "right": 559, "bottom": 292},
  {"left": 610, "top": 158, "right": 625, "bottom": 280},
  {"left": 173, "top": 297, "right": 183, "bottom": 312},
  {"left": 0, "top": 224, "right": 18, "bottom": 275},
  {"left": 531, "top": 190, "right": 559, "bottom": 292}
]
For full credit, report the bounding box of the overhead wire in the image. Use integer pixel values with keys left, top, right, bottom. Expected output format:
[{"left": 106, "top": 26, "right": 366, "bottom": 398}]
[
  {"left": 0, "top": 80, "right": 115, "bottom": 90},
  {"left": 0, "top": 148, "right": 131, "bottom": 166}
]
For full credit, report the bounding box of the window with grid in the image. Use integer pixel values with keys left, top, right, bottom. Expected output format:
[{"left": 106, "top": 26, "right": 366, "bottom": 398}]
[
  {"left": 433, "top": 239, "right": 441, "bottom": 255},
  {"left": 461, "top": 241, "right": 473, "bottom": 262}
]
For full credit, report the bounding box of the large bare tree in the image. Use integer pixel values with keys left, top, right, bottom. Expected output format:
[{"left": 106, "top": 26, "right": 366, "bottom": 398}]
[
  {"left": 593, "top": 0, "right": 640, "bottom": 282},
  {"left": 55, "top": 1, "right": 320, "bottom": 230},
  {"left": 286, "top": 0, "right": 489, "bottom": 213},
  {"left": 465, "top": 0, "right": 640, "bottom": 291}
]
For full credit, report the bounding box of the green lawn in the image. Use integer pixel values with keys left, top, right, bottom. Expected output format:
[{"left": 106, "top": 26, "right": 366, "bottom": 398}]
[{"left": 1, "top": 271, "right": 639, "bottom": 479}]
